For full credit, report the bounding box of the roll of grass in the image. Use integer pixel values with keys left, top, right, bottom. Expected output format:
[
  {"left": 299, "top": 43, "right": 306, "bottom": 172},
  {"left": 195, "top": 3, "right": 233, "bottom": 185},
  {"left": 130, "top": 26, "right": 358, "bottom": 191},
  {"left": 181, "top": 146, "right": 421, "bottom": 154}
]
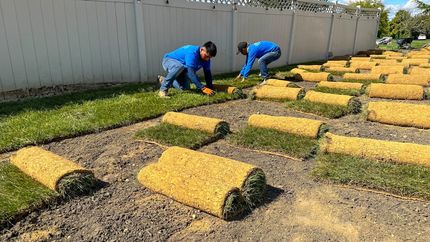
[
  {"left": 342, "top": 73, "right": 383, "bottom": 82},
  {"left": 153, "top": 147, "right": 266, "bottom": 208},
  {"left": 297, "top": 65, "right": 324, "bottom": 72},
  {"left": 408, "top": 55, "right": 430, "bottom": 59},
  {"left": 377, "top": 62, "right": 410, "bottom": 68},
  {"left": 320, "top": 132, "right": 430, "bottom": 167},
  {"left": 371, "top": 66, "right": 405, "bottom": 75},
  {"left": 248, "top": 114, "right": 326, "bottom": 139},
  {"left": 350, "top": 57, "right": 371, "bottom": 62},
  {"left": 367, "top": 101, "right": 430, "bottom": 129},
  {"left": 325, "top": 67, "right": 359, "bottom": 74},
  {"left": 317, "top": 81, "right": 364, "bottom": 91},
  {"left": 212, "top": 84, "right": 245, "bottom": 99},
  {"left": 370, "top": 55, "right": 386, "bottom": 59},
  {"left": 419, "top": 63, "right": 430, "bottom": 68},
  {"left": 265, "top": 79, "right": 299, "bottom": 88},
  {"left": 383, "top": 51, "right": 403, "bottom": 56},
  {"left": 402, "top": 58, "right": 429, "bottom": 66},
  {"left": 322, "top": 62, "right": 345, "bottom": 68},
  {"left": 349, "top": 62, "right": 377, "bottom": 70},
  {"left": 304, "top": 91, "right": 361, "bottom": 113},
  {"left": 386, "top": 56, "right": 407, "bottom": 61},
  {"left": 294, "top": 72, "right": 333, "bottom": 82},
  {"left": 250, "top": 85, "right": 305, "bottom": 101},
  {"left": 138, "top": 162, "right": 246, "bottom": 220},
  {"left": 386, "top": 74, "right": 430, "bottom": 86},
  {"left": 367, "top": 83, "right": 425, "bottom": 100},
  {"left": 11, "top": 147, "right": 96, "bottom": 198},
  {"left": 327, "top": 60, "right": 348, "bottom": 65},
  {"left": 409, "top": 67, "right": 430, "bottom": 75},
  {"left": 162, "top": 112, "right": 229, "bottom": 136},
  {"left": 290, "top": 68, "right": 308, "bottom": 74},
  {"left": 371, "top": 59, "right": 398, "bottom": 64}
]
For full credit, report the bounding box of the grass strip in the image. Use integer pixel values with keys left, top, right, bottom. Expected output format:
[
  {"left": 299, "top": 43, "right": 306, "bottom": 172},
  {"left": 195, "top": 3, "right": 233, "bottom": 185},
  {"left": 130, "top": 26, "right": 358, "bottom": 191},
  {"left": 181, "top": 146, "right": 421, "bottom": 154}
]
[
  {"left": 313, "top": 86, "right": 363, "bottom": 97},
  {"left": 312, "top": 153, "right": 430, "bottom": 200},
  {"left": 229, "top": 126, "right": 319, "bottom": 159},
  {"left": 285, "top": 99, "right": 356, "bottom": 118}
]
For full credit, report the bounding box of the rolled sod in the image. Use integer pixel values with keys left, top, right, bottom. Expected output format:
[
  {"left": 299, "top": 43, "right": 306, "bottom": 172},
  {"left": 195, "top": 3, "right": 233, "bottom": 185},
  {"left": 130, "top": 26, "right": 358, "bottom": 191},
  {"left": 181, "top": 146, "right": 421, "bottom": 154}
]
[
  {"left": 325, "top": 67, "right": 359, "bottom": 74},
  {"left": 320, "top": 132, "right": 430, "bottom": 167},
  {"left": 297, "top": 65, "right": 324, "bottom": 72},
  {"left": 385, "top": 74, "right": 430, "bottom": 86},
  {"left": 11, "top": 147, "right": 96, "bottom": 198},
  {"left": 294, "top": 72, "right": 334, "bottom": 82},
  {"left": 371, "top": 66, "right": 405, "bottom": 75},
  {"left": 349, "top": 62, "right": 377, "bottom": 70},
  {"left": 317, "top": 81, "right": 364, "bottom": 91},
  {"left": 371, "top": 59, "right": 398, "bottom": 64},
  {"left": 212, "top": 84, "right": 245, "bottom": 99},
  {"left": 386, "top": 56, "right": 407, "bottom": 61},
  {"left": 162, "top": 112, "right": 229, "bottom": 136},
  {"left": 402, "top": 58, "right": 429, "bottom": 66},
  {"left": 350, "top": 57, "right": 371, "bottom": 62},
  {"left": 409, "top": 67, "right": 430, "bottom": 75},
  {"left": 342, "top": 73, "right": 384, "bottom": 83},
  {"left": 304, "top": 91, "right": 361, "bottom": 114},
  {"left": 383, "top": 51, "right": 403, "bottom": 56},
  {"left": 265, "top": 79, "right": 299, "bottom": 88},
  {"left": 289, "top": 68, "right": 308, "bottom": 74},
  {"left": 248, "top": 114, "right": 326, "bottom": 138},
  {"left": 370, "top": 55, "right": 386, "bottom": 59},
  {"left": 326, "top": 60, "right": 348, "bottom": 65},
  {"left": 249, "top": 85, "right": 305, "bottom": 101},
  {"left": 419, "top": 63, "right": 430, "bottom": 68},
  {"left": 367, "top": 83, "right": 425, "bottom": 100},
  {"left": 408, "top": 55, "right": 430, "bottom": 59},
  {"left": 367, "top": 101, "right": 430, "bottom": 129}
]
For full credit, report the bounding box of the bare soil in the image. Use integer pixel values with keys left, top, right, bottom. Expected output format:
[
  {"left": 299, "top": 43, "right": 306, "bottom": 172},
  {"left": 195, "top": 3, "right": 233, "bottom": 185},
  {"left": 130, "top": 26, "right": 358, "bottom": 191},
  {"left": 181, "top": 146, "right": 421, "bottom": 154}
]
[{"left": 1, "top": 84, "right": 430, "bottom": 241}]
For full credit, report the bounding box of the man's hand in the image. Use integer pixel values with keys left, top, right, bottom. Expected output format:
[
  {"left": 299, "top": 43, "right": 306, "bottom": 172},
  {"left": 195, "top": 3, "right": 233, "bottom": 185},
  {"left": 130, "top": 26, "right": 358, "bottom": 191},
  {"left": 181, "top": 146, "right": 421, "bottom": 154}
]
[
  {"left": 202, "top": 87, "right": 215, "bottom": 96},
  {"left": 234, "top": 74, "right": 242, "bottom": 81}
]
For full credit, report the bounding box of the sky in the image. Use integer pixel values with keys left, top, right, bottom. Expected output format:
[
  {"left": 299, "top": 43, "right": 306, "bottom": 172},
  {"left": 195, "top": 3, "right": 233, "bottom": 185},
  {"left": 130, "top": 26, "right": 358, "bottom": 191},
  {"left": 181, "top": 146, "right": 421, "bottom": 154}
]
[{"left": 333, "top": 0, "right": 430, "bottom": 19}]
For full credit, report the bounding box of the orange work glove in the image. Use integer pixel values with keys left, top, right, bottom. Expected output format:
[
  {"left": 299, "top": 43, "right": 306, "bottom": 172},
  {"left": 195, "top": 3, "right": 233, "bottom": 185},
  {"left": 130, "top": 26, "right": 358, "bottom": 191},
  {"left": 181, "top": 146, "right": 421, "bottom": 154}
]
[{"left": 202, "top": 87, "right": 215, "bottom": 96}]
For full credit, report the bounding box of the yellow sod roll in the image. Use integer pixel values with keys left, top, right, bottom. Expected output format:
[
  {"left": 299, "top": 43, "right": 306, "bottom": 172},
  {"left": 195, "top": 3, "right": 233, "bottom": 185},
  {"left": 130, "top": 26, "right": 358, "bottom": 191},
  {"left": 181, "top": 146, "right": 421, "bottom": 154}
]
[
  {"left": 402, "top": 58, "right": 429, "bottom": 66},
  {"left": 367, "top": 101, "right": 430, "bottom": 129},
  {"left": 386, "top": 74, "right": 430, "bottom": 86},
  {"left": 250, "top": 85, "right": 305, "bottom": 101},
  {"left": 367, "top": 83, "right": 425, "bottom": 100},
  {"left": 409, "top": 67, "right": 430, "bottom": 75},
  {"left": 377, "top": 62, "right": 410, "bottom": 68},
  {"left": 371, "top": 59, "right": 398, "bottom": 64},
  {"left": 383, "top": 51, "right": 403, "bottom": 56},
  {"left": 320, "top": 132, "right": 430, "bottom": 167},
  {"left": 322, "top": 62, "right": 345, "bottom": 68},
  {"left": 212, "top": 84, "right": 244, "bottom": 99},
  {"left": 265, "top": 79, "right": 299, "bottom": 88},
  {"left": 350, "top": 57, "right": 371, "bottom": 62},
  {"left": 297, "top": 65, "right": 324, "bottom": 72},
  {"left": 325, "top": 67, "right": 359, "bottom": 73},
  {"left": 317, "top": 81, "right": 364, "bottom": 91},
  {"left": 408, "top": 55, "right": 430, "bottom": 59},
  {"left": 371, "top": 66, "right": 405, "bottom": 75},
  {"left": 327, "top": 60, "right": 348, "bottom": 65},
  {"left": 294, "top": 72, "right": 334, "bottom": 82},
  {"left": 290, "top": 68, "right": 307, "bottom": 74},
  {"left": 419, "top": 63, "right": 430, "bottom": 68},
  {"left": 370, "top": 55, "right": 386, "bottom": 59},
  {"left": 247, "top": 114, "right": 326, "bottom": 139},
  {"left": 162, "top": 112, "right": 229, "bottom": 135},
  {"left": 138, "top": 162, "right": 244, "bottom": 220},
  {"left": 386, "top": 56, "right": 407, "bottom": 61},
  {"left": 11, "top": 147, "right": 95, "bottom": 195},
  {"left": 304, "top": 91, "right": 361, "bottom": 113},
  {"left": 349, "top": 62, "right": 377, "bottom": 70},
  {"left": 343, "top": 73, "right": 383, "bottom": 82}
]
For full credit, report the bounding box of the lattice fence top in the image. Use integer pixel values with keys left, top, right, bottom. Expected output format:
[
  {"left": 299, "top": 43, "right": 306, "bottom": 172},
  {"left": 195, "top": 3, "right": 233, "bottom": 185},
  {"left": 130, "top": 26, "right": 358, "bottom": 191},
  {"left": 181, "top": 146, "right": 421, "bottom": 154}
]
[{"left": 187, "top": 0, "right": 380, "bottom": 16}]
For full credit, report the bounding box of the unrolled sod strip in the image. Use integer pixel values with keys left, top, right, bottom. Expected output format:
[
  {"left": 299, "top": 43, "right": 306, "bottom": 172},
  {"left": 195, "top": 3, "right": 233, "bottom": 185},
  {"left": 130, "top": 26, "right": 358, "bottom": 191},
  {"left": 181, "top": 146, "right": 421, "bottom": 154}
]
[
  {"left": 297, "top": 65, "right": 323, "bottom": 72},
  {"left": 385, "top": 74, "right": 430, "bottom": 86},
  {"left": 248, "top": 114, "right": 327, "bottom": 138},
  {"left": 343, "top": 73, "right": 383, "bottom": 82},
  {"left": 212, "top": 84, "right": 245, "bottom": 99},
  {"left": 367, "top": 101, "right": 430, "bottom": 129},
  {"left": 11, "top": 147, "right": 96, "bottom": 198},
  {"left": 320, "top": 132, "right": 430, "bottom": 167},
  {"left": 304, "top": 91, "right": 361, "bottom": 113},
  {"left": 294, "top": 72, "right": 334, "bottom": 82},
  {"left": 349, "top": 62, "right": 377, "bottom": 70},
  {"left": 317, "top": 81, "right": 364, "bottom": 91},
  {"left": 265, "top": 79, "right": 299, "bottom": 88},
  {"left": 250, "top": 85, "right": 305, "bottom": 101},
  {"left": 371, "top": 66, "right": 405, "bottom": 75},
  {"left": 138, "top": 162, "right": 245, "bottom": 220},
  {"left": 162, "top": 112, "right": 229, "bottom": 136},
  {"left": 367, "top": 83, "right": 425, "bottom": 100}
]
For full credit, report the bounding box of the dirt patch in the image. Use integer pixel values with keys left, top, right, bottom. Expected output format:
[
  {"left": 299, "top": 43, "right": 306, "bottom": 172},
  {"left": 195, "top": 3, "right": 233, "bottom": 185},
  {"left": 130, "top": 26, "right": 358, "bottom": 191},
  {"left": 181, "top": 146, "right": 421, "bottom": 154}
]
[{"left": 2, "top": 95, "right": 430, "bottom": 241}]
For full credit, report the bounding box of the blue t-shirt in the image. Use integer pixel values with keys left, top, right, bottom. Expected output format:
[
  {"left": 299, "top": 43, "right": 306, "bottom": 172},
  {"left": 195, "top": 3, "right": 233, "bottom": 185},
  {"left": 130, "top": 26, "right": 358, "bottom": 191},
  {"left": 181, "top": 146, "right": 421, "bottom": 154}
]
[
  {"left": 240, "top": 41, "right": 280, "bottom": 78},
  {"left": 164, "top": 45, "right": 210, "bottom": 72}
]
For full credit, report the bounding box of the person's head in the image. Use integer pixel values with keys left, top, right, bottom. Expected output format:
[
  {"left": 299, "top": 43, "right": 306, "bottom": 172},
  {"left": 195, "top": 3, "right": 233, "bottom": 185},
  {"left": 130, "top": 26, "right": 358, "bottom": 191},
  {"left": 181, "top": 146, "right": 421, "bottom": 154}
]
[
  {"left": 200, "top": 41, "right": 217, "bottom": 61},
  {"left": 236, "top": 42, "right": 248, "bottom": 55}
]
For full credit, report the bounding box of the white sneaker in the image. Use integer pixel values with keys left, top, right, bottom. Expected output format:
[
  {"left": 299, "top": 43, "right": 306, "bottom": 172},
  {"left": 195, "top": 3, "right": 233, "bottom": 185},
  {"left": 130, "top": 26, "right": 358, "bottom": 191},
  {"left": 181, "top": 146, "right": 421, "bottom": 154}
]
[
  {"left": 158, "top": 91, "right": 170, "bottom": 99},
  {"left": 157, "top": 75, "right": 165, "bottom": 84}
]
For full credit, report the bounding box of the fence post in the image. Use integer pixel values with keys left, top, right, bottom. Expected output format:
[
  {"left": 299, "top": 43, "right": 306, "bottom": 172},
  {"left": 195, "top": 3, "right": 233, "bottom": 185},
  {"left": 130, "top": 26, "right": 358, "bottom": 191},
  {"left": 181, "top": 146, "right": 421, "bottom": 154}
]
[
  {"left": 352, "top": 6, "right": 361, "bottom": 55},
  {"left": 287, "top": 0, "right": 296, "bottom": 65},
  {"left": 326, "top": 4, "right": 336, "bottom": 60},
  {"left": 231, "top": 0, "right": 238, "bottom": 72},
  {"left": 134, "top": 0, "right": 148, "bottom": 82}
]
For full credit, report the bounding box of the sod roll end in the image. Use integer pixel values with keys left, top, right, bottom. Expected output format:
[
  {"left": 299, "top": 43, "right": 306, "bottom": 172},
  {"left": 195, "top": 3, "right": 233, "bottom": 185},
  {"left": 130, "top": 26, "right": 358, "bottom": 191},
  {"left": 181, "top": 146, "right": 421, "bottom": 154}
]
[{"left": 212, "top": 84, "right": 245, "bottom": 99}]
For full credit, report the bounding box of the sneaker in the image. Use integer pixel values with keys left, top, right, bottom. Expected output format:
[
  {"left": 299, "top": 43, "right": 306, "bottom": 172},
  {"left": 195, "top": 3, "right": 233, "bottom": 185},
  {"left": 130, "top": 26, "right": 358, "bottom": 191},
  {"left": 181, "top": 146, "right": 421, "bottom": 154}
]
[
  {"left": 158, "top": 91, "right": 170, "bottom": 99},
  {"left": 157, "top": 75, "right": 165, "bottom": 84}
]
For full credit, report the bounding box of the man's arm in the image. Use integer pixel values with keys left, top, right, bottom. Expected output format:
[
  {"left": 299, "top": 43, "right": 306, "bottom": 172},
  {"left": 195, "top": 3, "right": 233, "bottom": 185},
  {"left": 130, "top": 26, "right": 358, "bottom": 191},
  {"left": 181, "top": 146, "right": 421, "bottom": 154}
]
[
  {"left": 203, "top": 62, "right": 213, "bottom": 89},
  {"left": 239, "top": 50, "right": 257, "bottom": 78},
  {"left": 184, "top": 53, "right": 205, "bottom": 90}
]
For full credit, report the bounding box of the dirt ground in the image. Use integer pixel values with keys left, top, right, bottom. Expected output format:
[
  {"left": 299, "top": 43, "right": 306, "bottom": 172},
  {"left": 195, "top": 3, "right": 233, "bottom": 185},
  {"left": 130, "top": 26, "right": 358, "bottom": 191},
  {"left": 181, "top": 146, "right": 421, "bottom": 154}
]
[{"left": 1, "top": 83, "right": 430, "bottom": 241}]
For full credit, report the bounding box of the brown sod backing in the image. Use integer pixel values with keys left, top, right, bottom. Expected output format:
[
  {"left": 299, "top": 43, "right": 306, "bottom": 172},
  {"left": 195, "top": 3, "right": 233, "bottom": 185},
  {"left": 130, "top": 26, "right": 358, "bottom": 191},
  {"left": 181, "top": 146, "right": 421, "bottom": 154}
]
[
  {"left": 247, "top": 114, "right": 326, "bottom": 139},
  {"left": 371, "top": 66, "right": 405, "bottom": 75},
  {"left": 212, "top": 84, "right": 245, "bottom": 99},
  {"left": 367, "top": 101, "right": 430, "bottom": 129},
  {"left": 367, "top": 83, "right": 425, "bottom": 100},
  {"left": 250, "top": 85, "right": 305, "bottom": 101},
  {"left": 294, "top": 72, "right": 333, "bottom": 82},
  {"left": 342, "top": 73, "right": 383, "bottom": 82},
  {"left": 350, "top": 57, "right": 371, "bottom": 62},
  {"left": 320, "top": 132, "right": 430, "bottom": 167},
  {"left": 409, "top": 67, "right": 430, "bottom": 75},
  {"left": 162, "top": 112, "right": 229, "bottom": 136},
  {"left": 297, "top": 65, "right": 323, "bottom": 72},
  {"left": 349, "top": 62, "right": 377, "bottom": 70},
  {"left": 265, "top": 79, "right": 299, "bottom": 88},
  {"left": 385, "top": 74, "right": 430, "bottom": 86},
  {"left": 325, "top": 67, "right": 359, "bottom": 74},
  {"left": 317, "top": 81, "right": 364, "bottom": 91},
  {"left": 402, "top": 59, "right": 429, "bottom": 66}
]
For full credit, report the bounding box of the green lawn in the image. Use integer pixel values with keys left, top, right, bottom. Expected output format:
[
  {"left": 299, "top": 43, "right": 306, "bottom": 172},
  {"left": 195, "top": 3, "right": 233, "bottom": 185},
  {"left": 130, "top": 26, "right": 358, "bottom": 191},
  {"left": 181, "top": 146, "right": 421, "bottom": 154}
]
[
  {"left": 313, "top": 86, "right": 363, "bottom": 97},
  {"left": 313, "top": 153, "right": 430, "bottom": 200}
]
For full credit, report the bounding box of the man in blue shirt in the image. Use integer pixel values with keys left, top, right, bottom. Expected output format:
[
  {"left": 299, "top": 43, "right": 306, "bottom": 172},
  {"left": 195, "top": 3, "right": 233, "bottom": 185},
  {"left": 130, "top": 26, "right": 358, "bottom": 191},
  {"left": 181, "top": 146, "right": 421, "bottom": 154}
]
[
  {"left": 235, "top": 41, "right": 281, "bottom": 85},
  {"left": 158, "top": 41, "right": 217, "bottom": 98}
]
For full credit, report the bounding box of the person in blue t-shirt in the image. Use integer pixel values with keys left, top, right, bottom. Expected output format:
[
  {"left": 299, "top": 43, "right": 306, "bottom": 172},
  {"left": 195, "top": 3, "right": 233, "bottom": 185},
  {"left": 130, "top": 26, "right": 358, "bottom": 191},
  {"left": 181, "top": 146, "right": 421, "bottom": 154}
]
[
  {"left": 158, "top": 41, "right": 217, "bottom": 98},
  {"left": 235, "top": 41, "right": 281, "bottom": 85}
]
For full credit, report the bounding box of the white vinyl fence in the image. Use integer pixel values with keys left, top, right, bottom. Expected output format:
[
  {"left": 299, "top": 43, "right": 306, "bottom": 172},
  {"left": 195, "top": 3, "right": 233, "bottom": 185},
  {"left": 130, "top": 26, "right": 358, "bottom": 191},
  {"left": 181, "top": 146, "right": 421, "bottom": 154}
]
[{"left": 0, "top": 0, "right": 380, "bottom": 97}]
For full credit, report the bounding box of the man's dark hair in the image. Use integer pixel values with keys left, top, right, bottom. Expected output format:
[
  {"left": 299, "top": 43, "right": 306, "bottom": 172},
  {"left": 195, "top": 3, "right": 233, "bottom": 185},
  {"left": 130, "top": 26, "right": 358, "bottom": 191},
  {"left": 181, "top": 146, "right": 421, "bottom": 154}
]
[{"left": 203, "top": 41, "right": 217, "bottom": 57}]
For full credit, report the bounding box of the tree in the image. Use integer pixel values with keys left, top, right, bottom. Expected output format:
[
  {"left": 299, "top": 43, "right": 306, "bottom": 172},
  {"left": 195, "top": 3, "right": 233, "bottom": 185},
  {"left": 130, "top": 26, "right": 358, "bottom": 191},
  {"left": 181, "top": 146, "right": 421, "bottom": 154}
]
[
  {"left": 415, "top": 0, "right": 430, "bottom": 15},
  {"left": 389, "top": 10, "right": 413, "bottom": 38},
  {"left": 349, "top": 0, "right": 390, "bottom": 37}
]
